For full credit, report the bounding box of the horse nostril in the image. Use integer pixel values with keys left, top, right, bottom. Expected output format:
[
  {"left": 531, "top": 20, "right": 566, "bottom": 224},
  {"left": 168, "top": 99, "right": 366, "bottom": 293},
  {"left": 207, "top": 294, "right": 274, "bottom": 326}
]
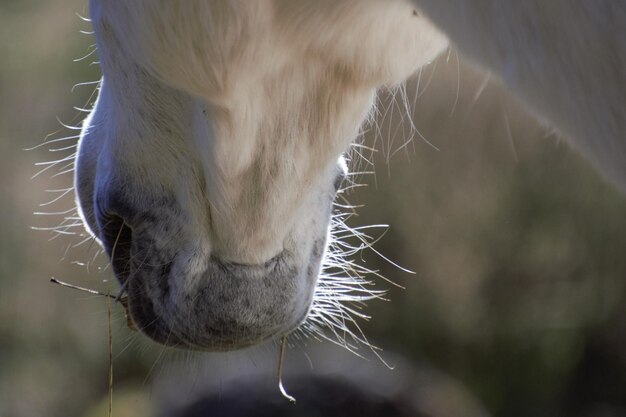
[{"left": 99, "top": 213, "right": 133, "bottom": 284}]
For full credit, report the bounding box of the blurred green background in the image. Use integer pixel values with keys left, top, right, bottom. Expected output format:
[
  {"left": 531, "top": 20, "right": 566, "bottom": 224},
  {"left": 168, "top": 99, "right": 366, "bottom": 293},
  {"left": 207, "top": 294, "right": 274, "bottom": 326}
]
[{"left": 1, "top": 2, "right": 625, "bottom": 416}]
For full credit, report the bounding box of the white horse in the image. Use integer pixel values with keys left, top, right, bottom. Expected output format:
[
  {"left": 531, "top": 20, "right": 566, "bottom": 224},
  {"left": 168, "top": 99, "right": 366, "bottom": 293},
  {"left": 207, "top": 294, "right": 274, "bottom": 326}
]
[{"left": 75, "top": 0, "right": 625, "bottom": 351}]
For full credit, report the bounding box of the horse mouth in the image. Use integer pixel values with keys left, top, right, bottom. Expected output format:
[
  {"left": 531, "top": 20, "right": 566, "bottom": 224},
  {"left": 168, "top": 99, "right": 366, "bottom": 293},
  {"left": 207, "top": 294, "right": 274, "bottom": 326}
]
[{"left": 105, "top": 217, "right": 326, "bottom": 351}]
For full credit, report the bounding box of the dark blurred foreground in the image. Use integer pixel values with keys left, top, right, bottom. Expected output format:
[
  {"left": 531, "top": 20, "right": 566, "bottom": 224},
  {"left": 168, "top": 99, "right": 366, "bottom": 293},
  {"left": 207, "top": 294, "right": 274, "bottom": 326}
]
[{"left": 149, "top": 347, "right": 487, "bottom": 417}]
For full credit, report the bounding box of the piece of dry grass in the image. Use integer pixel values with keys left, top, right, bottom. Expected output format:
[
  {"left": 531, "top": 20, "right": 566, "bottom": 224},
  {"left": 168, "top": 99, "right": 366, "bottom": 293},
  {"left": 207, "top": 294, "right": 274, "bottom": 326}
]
[
  {"left": 277, "top": 336, "right": 296, "bottom": 403},
  {"left": 50, "top": 277, "right": 135, "bottom": 417}
]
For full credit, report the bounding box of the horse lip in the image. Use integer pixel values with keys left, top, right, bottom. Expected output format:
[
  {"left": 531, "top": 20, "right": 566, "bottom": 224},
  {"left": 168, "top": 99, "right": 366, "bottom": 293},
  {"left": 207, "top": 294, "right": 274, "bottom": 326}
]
[
  {"left": 125, "top": 278, "right": 308, "bottom": 351},
  {"left": 123, "top": 237, "right": 325, "bottom": 351}
]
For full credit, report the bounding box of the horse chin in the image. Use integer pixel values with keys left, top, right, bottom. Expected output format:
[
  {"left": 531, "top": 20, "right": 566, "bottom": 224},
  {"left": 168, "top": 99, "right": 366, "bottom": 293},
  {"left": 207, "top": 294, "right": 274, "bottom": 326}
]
[
  {"left": 93, "top": 189, "right": 332, "bottom": 351},
  {"left": 123, "top": 236, "right": 326, "bottom": 351}
]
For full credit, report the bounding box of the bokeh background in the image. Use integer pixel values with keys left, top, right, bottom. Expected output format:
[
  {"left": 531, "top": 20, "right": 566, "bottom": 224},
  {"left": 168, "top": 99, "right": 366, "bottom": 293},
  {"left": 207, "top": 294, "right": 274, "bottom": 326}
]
[{"left": 1, "top": 1, "right": 625, "bottom": 416}]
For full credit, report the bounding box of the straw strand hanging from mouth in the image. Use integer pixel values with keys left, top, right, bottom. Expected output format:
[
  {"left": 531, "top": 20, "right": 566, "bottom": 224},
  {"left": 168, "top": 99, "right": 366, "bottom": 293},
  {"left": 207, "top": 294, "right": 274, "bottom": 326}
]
[
  {"left": 50, "top": 277, "right": 135, "bottom": 331},
  {"left": 277, "top": 336, "right": 296, "bottom": 403}
]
